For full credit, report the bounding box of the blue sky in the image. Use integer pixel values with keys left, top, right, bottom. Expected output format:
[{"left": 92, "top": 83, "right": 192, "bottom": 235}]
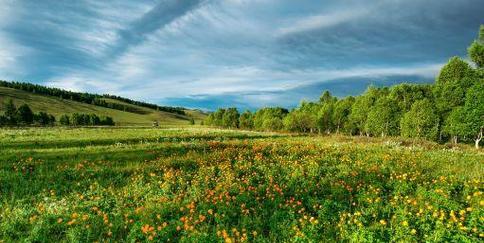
[{"left": 0, "top": 0, "right": 482, "bottom": 110}]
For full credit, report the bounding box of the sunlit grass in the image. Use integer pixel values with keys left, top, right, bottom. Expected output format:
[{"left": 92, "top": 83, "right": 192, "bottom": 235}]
[{"left": 0, "top": 127, "right": 482, "bottom": 242}]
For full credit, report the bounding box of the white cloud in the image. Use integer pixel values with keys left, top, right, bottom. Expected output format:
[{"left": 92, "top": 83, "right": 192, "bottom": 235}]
[{"left": 276, "top": 8, "right": 370, "bottom": 36}]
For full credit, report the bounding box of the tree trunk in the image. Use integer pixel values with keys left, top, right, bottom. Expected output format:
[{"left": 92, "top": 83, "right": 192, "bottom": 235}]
[
  {"left": 453, "top": 136, "right": 458, "bottom": 144},
  {"left": 475, "top": 129, "right": 483, "bottom": 149}
]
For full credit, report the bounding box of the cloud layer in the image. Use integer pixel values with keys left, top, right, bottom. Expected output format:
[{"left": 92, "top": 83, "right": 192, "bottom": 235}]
[{"left": 0, "top": 0, "right": 482, "bottom": 110}]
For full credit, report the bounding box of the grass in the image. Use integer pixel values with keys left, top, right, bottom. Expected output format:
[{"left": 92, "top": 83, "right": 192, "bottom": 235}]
[
  {"left": 0, "top": 127, "right": 482, "bottom": 242},
  {"left": 0, "top": 87, "right": 206, "bottom": 125}
]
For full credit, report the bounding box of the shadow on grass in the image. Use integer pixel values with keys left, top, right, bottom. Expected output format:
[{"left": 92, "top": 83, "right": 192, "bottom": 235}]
[{"left": 0, "top": 134, "right": 294, "bottom": 150}]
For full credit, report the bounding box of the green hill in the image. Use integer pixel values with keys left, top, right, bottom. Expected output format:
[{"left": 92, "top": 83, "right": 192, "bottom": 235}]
[{"left": 0, "top": 86, "right": 207, "bottom": 126}]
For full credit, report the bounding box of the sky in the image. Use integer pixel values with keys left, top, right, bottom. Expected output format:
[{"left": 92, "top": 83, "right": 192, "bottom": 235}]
[{"left": 0, "top": 0, "right": 482, "bottom": 110}]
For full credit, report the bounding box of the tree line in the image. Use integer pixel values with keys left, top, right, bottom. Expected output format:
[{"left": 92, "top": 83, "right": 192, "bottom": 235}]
[
  {"left": 0, "top": 100, "right": 114, "bottom": 127},
  {"left": 0, "top": 81, "right": 186, "bottom": 115},
  {"left": 205, "top": 25, "right": 484, "bottom": 148}
]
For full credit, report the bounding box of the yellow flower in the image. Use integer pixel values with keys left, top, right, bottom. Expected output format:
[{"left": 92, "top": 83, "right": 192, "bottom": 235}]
[{"left": 379, "top": 219, "right": 387, "bottom": 225}]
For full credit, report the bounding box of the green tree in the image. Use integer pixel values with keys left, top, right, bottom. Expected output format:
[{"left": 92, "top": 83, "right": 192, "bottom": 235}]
[
  {"left": 253, "top": 107, "right": 288, "bottom": 131},
  {"left": 222, "top": 108, "right": 239, "bottom": 128},
  {"left": 189, "top": 118, "right": 195, "bottom": 125},
  {"left": 284, "top": 109, "right": 314, "bottom": 133},
  {"left": 332, "top": 96, "right": 354, "bottom": 133},
  {"left": 389, "top": 83, "right": 433, "bottom": 112},
  {"left": 297, "top": 101, "right": 319, "bottom": 133},
  {"left": 443, "top": 107, "right": 468, "bottom": 144},
  {"left": 263, "top": 117, "right": 284, "bottom": 131},
  {"left": 34, "top": 112, "right": 51, "bottom": 126},
  {"left": 365, "top": 97, "right": 400, "bottom": 137},
  {"left": 3, "top": 99, "right": 17, "bottom": 125},
  {"left": 59, "top": 114, "right": 70, "bottom": 126},
  {"left": 17, "top": 104, "right": 34, "bottom": 125},
  {"left": 101, "top": 116, "right": 115, "bottom": 126},
  {"left": 463, "top": 82, "right": 484, "bottom": 149},
  {"left": 239, "top": 111, "right": 254, "bottom": 129},
  {"left": 468, "top": 25, "right": 484, "bottom": 68},
  {"left": 317, "top": 101, "right": 334, "bottom": 134},
  {"left": 400, "top": 99, "right": 440, "bottom": 141},
  {"left": 71, "top": 113, "right": 83, "bottom": 126},
  {"left": 213, "top": 109, "right": 226, "bottom": 127},
  {"left": 436, "top": 57, "right": 474, "bottom": 86},
  {"left": 89, "top": 114, "right": 101, "bottom": 125},
  {"left": 0, "top": 115, "right": 7, "bottom": 126},
  {"left": 433, "top": 57, "right": 476, "bottom": 115},
  {"left": 319, "top": 90, "right": 333, "bottom": 103}
]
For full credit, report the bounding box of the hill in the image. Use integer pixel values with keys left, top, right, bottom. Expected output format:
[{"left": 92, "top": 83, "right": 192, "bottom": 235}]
[{"left": 0, "top": 86, "right": 207, "bottom": 126}]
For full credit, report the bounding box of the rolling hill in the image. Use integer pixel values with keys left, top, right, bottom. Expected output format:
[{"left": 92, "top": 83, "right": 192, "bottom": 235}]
[{"left": 0, "top": 86, "right": 207, "bottom": 126}]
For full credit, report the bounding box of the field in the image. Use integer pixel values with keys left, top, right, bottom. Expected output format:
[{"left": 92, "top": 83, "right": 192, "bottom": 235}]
[
  {"left": 0, "top": 87, "right": 206, "bottom": 126},
  {"left": 0, "top": 127, "right": 482, "bottom": 242}
]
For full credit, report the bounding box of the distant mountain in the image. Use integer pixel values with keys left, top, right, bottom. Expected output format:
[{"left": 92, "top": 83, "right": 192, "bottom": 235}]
[{"left": 0, "top": 81, "right": 206, "bottom": 126}]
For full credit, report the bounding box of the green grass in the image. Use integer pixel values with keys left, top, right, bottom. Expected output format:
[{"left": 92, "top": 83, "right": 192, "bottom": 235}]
[
  {"left": 0, "top": 127, "right": 482, "bottom": 242},
  {"left": 0, "top": 87, "right": 206, "bottom": 125}
]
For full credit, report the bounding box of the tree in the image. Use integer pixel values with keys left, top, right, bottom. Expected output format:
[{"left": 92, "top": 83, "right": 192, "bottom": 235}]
[
  {"left": 0, "top": 115, "right": 7, "bottom": 126},
  {"left": 34, "top": 112, "right": 51, "bottom": 126},
  {"left": 400, "top": 99, "right": 440, "bottom": 141},
  {"left": 317, "top": 101, "right": 334, "bottom": 134},
  {"left": 389, "top": 83, "right": 433, "bottom": 112},
  {"left": 436, "top": 57, "right": 474, "bottom": 86},
  {"left": 3, "top": 99, "right": 17, "bottom": 125},
  {"left": 468, "top": 25, "right": 484, "bottom": 68},
  {"left": 213, "top": 109, "right": 226, "bottom": 127},
  {"left": 253, "top": 107, "right": 288, "bottom": 131},
  {"left": 189, "top": 118, "right": 195, "bottom": 125},
  {"left": 89, "top": 114, "right": 101, "bottom": 125},
  {"left": 348, "top": 86, "right": 386, "bottom": 136},
  {"left": 332, "top": 96, "right": 354, "bottom": 133},
  {"left": 365, "top": 97, "right": 400, "bottom": 137},
  {"left": 319, "top": 90, "right": 333, "bottom": 103},
  {"left": 463, "top": 82, "right": 484, "bottom": 149},
  {"left": 17, "top": 104, "right": 34, "bottom": 125},
  {"left": 284, "top": 109, "right": 314, "bottom": 133},
  {"left": 222, "top": 108, "right": 240, "bottom": 128},
  {"left": 101, "top": 116, "right": 115, "bottom": 126},
  {"left": 71, "top": 113, "right": 83, "bottom": 126},
  {"left": 239, "top": 111, "right": 254, "bottom": 129},
  {"left": 59, "top": 114, "right": 70, "bottom": 126},
  {"left": 434, "top": 57, "right": 476, "bottom": 115},
  {"left": 49, "top": 114, "right": 56, "bottom": 125},
  {"left": 298, "top": 101, "right": 319, "bottom": 133},
  {"left": 443, "top": 107, "right": 468, "bottom": 144},
  {"left": 263, "top": 117, "right": 284, "bottom": 131}
]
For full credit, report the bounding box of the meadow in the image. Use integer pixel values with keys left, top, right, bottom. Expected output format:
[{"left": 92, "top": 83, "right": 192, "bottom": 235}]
[{"left": 0, "top": 127, "right": 482, "bottom": 242}]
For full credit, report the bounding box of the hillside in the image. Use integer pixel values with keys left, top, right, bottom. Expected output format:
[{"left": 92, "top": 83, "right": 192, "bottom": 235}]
[{"left": 0, "top": 86, "right": 206, "bottom": 126}]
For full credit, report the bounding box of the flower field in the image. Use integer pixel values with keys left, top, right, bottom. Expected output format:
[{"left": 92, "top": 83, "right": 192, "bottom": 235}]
[{"left": 0, "top": 127, "right": 482, "bottom": 242}]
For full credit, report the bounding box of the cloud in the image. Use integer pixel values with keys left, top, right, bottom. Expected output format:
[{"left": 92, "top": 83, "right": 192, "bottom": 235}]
[
  {"left": 109, "top": 0, "right": 205, "bottom": 58},
  {"left": 0, "top": 0, "right": 482, "bottom": 110},
  {"left": 276, "top": 8, "right": 370, "bottom": 36}
]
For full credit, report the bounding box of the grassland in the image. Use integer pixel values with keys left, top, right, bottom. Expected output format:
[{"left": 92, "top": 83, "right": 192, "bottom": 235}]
[
  {"left": 0, "top": 127, "right": 482, "bottom": 242},
  {"left": 0, "top": 87, "right": 206, "bottom": 125}
]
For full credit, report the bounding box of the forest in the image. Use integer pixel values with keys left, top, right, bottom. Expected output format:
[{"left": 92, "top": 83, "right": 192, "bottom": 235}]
[
  {"left": 206, "top": 25, "right": 484, "bottom": 148},
  {"left": 0, "top": 81, "right": 186, "bottom": 115},
  {"left": 0, "top": 99, "right": 114, "bottom": 127}
]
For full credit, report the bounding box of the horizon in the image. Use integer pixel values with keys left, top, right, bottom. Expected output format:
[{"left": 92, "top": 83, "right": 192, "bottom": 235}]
[{"left": 0, "top": 0, "right": 483, "bottom": 110}]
